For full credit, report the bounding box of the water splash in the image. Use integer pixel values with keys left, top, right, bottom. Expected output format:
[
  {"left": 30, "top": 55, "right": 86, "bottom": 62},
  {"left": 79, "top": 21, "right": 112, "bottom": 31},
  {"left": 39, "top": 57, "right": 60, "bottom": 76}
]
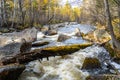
[{"left": 19, "top": 45, "right": 112, "bottom": 80}]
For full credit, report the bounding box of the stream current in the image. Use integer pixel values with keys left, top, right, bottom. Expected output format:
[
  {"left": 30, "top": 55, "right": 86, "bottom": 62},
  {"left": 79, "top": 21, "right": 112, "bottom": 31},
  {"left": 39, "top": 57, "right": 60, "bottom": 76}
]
[{"left": 18, "top": 24, "right": 120, "bottom": 80}]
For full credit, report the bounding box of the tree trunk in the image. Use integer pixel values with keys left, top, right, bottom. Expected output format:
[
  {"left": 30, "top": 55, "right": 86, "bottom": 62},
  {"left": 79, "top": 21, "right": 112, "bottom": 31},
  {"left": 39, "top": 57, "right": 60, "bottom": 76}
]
[
  {"left": 104, "top": 0, "right": 120, "bottom": 50},
  {"left": 11, "top": 0, "right": 17, "bottom": 28},
  {"left": 0, "top": 0, "right": 3, "bottom": 27},
  {"left": 18, "top": 0, "right": 25, "bottom": 26},
  {"left": 29, "top": 0, "right": 34, "bottom": 27}
]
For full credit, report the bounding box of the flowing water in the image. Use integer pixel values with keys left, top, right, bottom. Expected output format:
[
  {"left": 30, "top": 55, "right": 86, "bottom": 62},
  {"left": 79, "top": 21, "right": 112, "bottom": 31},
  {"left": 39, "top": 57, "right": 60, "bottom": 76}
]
[{"left": 19, "top": 23, "right": 120, "bottom": 80}]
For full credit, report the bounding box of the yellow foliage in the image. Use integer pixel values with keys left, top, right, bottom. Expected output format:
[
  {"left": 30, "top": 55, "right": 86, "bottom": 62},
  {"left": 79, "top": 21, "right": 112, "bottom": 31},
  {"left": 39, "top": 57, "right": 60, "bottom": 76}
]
[{"left": 6, "top": 1, "right": 14, "bottom": 8}]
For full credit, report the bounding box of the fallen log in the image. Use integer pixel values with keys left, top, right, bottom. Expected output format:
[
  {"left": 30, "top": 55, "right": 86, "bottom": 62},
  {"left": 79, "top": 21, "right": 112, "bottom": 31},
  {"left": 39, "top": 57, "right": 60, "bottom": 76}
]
[{"left": 1, "top": 43, "right": 92, "bottom": 65}]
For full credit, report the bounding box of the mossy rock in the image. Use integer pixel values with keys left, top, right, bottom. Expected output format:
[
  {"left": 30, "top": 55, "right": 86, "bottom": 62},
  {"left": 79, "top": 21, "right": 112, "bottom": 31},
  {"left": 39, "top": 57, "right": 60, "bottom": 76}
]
[
  {"left": 41, "top": 43, "right": 92, "bottom": 56},
  {"left": 82, "top": 31, "right": 95, "bottom": 42},
  {"left": 104, "top": 42, "right": 115, "bottom": 57},
  {"left": 0, "top": 28, "right": 10, "bottom": 33},
  {"left": 104, "top": 42, "right": 120, "bottom": 59},
  {"left": 81, "top": 57, "right": 101, "bottom": 69},
  {"left": 114, "top": 50, "right": 120, "bottom": 60},
  {"left": 86, "top": 74, "right": 120, "bottom": 80}
]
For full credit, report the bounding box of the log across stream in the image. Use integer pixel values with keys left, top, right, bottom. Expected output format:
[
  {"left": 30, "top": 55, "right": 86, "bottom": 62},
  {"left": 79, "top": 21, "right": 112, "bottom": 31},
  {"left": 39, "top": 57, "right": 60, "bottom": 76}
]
[{"left": 1, "top": 43, "right": 92, "bottom": 65}]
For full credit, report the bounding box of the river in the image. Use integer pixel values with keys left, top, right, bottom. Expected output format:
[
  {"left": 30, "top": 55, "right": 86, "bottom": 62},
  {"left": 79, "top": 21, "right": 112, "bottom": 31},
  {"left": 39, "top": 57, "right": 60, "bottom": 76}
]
[{"left": 18, "top": 23, "right": 120, "bottom": 80}]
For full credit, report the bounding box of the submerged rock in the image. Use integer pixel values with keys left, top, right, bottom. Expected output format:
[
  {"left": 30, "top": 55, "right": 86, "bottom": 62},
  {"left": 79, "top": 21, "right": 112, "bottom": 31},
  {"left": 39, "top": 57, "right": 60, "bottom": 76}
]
[
  {"left": 0, "top": 64, "right": 25, "bottom": 80},
  {"left": 81, "top": 57, "right": 101, "bottom": 69}
]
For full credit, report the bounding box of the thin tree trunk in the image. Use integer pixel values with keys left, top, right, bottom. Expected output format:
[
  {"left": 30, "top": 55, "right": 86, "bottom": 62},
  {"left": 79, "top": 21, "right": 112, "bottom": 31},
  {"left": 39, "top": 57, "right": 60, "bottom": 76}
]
[
  {"left": 18, "top": 0, "right": 24, "bottom": 26},
  {"left": 11, "top": 0, "right": 17, "bottom": 28},
  {"left": 104, "top": 0, "right": 120, "bottom": 50},
  {"left": 0, "top": 0, "right": 3, "bottom": 27},
  {"left": 29, "top": 0, "right": 33, "bottom": 27}
]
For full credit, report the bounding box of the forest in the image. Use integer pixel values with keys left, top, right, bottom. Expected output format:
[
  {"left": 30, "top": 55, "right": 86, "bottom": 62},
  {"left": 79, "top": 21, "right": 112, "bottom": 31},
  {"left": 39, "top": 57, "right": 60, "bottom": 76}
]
[{"left": 0, "top": 0, "right": 120, "bottom": 80}]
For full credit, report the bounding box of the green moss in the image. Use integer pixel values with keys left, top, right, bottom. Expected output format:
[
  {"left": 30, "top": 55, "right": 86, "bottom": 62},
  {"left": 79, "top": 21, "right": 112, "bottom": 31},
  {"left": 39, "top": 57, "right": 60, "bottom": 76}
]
[
  {"left": 42, "top": 43, "right": 92, "bottom": 56},
  {"left": 17, "top": 25, "right": 29, "bottom": 30},
  {"left": 0, "top": 28, "right": 10, "bottom": 33},
  {"left": 104, "top": 42, "right": 115, "bottom": 57}
]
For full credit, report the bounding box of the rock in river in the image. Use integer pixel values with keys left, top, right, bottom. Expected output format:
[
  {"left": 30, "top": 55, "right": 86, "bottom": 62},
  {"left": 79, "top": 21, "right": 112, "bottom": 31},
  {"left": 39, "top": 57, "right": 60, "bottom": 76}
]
[
  {"left": 57, "top": 34, "right": 71, "bottom": 42},
  {"left": 81, "top": 57, "right": 101, "bottom": 70},
  {"left": 0, "top": 27, "right": 37, "bottom": 47},
  {"left": 0, "top": 39, "right": 32, "bottom": 56},
  {"left": 0, "top": 28, "right": 37, "bottom": 57},
  {"left": 0, "top": 64, "right": 25, "bottom": 80}
]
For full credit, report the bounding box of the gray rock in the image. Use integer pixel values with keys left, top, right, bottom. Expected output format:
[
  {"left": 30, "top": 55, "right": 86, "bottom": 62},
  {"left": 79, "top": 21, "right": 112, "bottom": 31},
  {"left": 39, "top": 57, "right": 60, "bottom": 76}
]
[
  {"left": 0, "top": 28, "right": 36, "bottom": 56},
  {"left": 57, "top": 34, "right": 71, "bottom": 42},
  {"left": 0, "top": 27, "right": 37, "bottom": 47},
  {"left": 45, "top": 30, "right": 57, "bottom": 35},
  {"left": 0, "top": 39, "right": 32, "bottom": 56}
]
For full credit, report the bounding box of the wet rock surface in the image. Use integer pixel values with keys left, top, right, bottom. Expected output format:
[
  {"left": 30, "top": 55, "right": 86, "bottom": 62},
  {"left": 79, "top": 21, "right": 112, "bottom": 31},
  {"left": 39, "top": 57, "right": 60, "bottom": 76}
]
[
  {"left": 19, "top": 23, "right": 120, "bottom": 80},
  {"left": 0, "top": 64, "right": 25, "bottom": 80}
]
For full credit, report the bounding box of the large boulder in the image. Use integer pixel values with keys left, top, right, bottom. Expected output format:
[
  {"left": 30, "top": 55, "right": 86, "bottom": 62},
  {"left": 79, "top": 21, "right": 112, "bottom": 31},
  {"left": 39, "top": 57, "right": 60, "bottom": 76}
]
[
  {"left": 0, "top": 39, "right": 32, "bottom": 57},
  {"left": 0, "top": 64, "right": 25, "bottom": 80},
  {"left": 57, "top": 34, "right": 71, "bottom": 42},
  {"left": 82, "top": 29, "right": 111, "bottom": 43},
  {"left": 21, "top": 27, "right": 38, "bottom": 42},
  {"left": 93, "top": 29, "right": 111, "bottom": 43},
  {"left": 0, "top": 28, "right": 36, "bottom": 57},
  {"left": 0, "top": 27, "right": 37, "bottom": 46}
]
